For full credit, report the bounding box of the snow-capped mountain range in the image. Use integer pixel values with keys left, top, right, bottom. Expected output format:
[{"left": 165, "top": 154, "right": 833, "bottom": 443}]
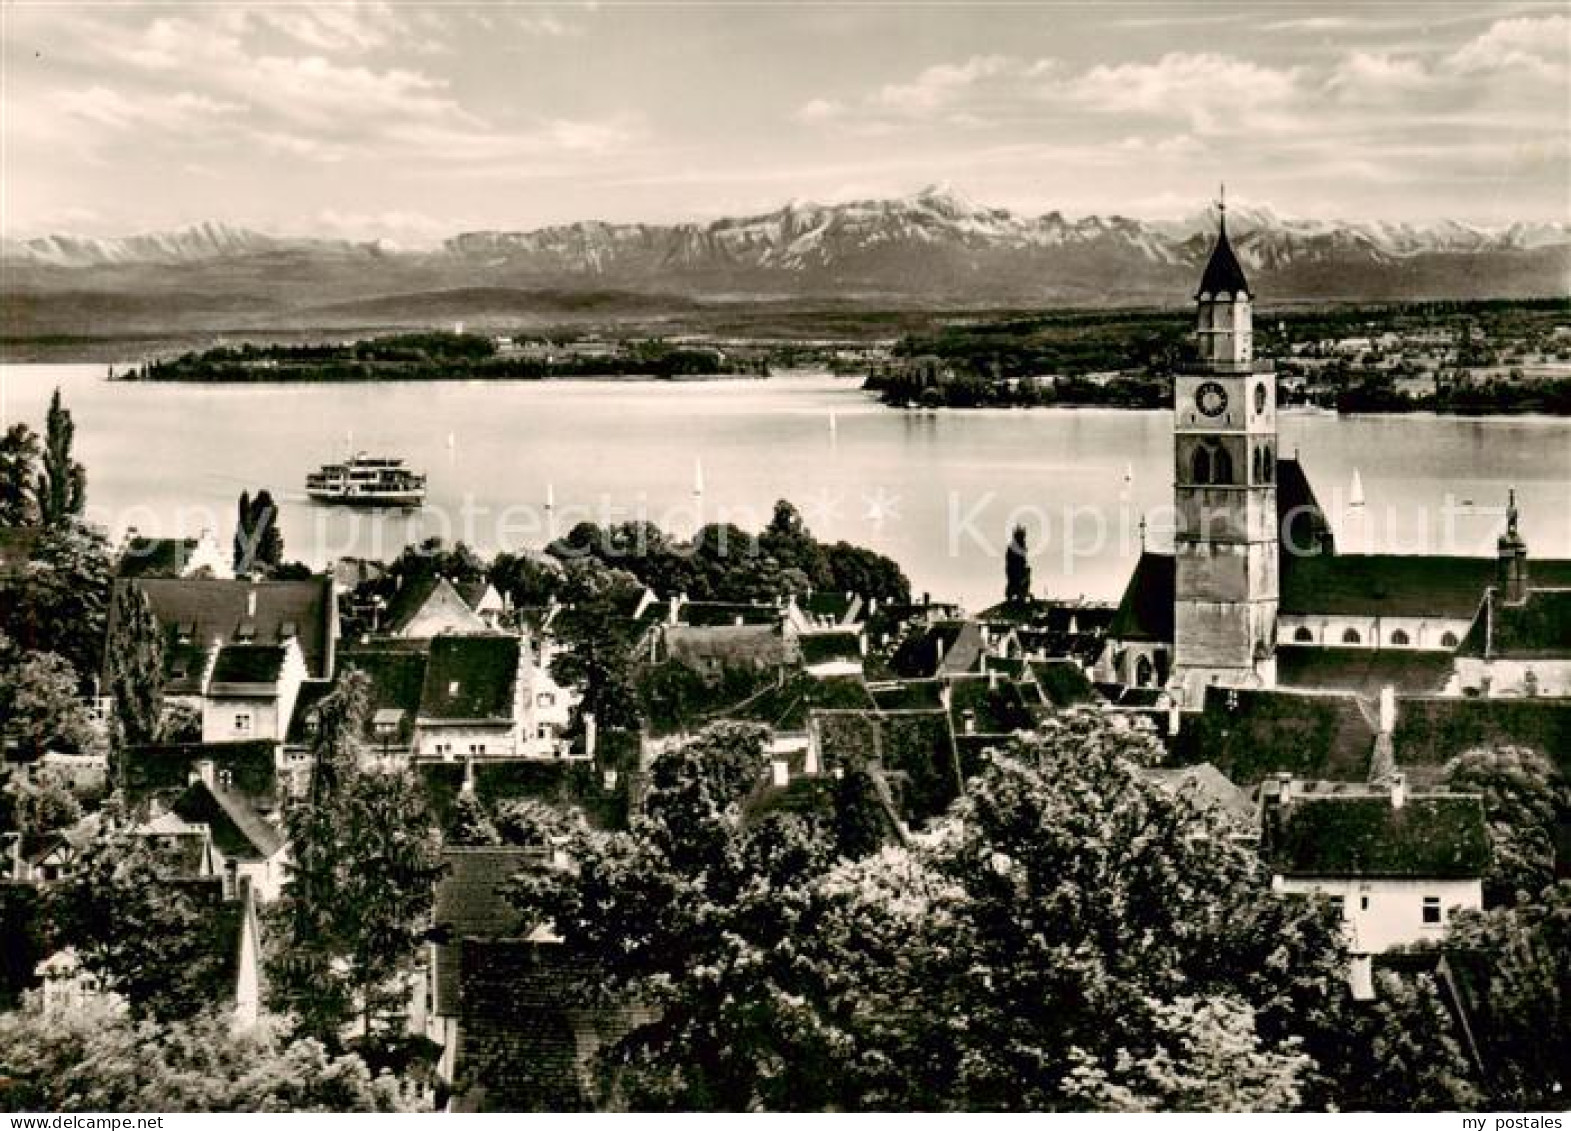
[{"left": 5, "top": 187, "right": 1567, "bottom": 311}]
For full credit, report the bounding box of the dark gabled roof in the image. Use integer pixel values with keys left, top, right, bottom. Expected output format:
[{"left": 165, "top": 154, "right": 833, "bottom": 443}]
[
  {"left": 1173, "top": 686, "right": 1377, "bottom": 786},
  {"left": 174, "top": 779, "right": 284, "bottom": 860},
  {"left": 420, "top": 635, "right": 520, "bottom": 722},
  {"left": 284, "top": 679, "right": 335, "bottom": 746},
  {"left": 382, "top": 575, "right": 490, "bottom": 636},
  {"left": 0, "top": 527, "right": 43, "bottom": 581},
  {"left": 1143, "top": 763, "right": 1258, "bottom": 831},
  {"left": 1459, "top": 588, "right": 1571, "bottom": 659},
  {"left": 115, "top": 576, "right": 334, "bottom": 693},
  {"left": 869, "top": 679, "right": 946, "bottom": 712},
  {"left": 1197, "top": 215, "right": 1250, "bottom": 299},
  {"left": 1027, "top": 660, "right": 1100, "bottom": 708},
  {"left": 453, "top": 939, "right": 617, "bottom": 1112},
  {"left": 945, "top": 674, "right": 1041, "bottom": 735},
  {"left": 890, "top": 619, "right": 985, "bottom": 678},
  {"left": 432, "top": 846, "right": 545, "bottom": 1016},
  {"left": 1275, "top": 645, "right": 1456, "bottom": 697},
  {"left": 124, "top": 741, "right": 279, "bottom": 808},
  {"left": 209, "top": 643, "right": 286, "bottom": 687},
  {"left": 1108, "top": 552, "right": 1175, "bottom": 643},
  {"left": 810, "top": 709, "right": 962, "bottom": 824},
  {"left": 1270, "top": 794, "right": 1490, "bottom": 879},
  {"left": 800, "top": 591, "right": 864, "bottom": 625},
  {"left": 1393, "top": 696, "right": 1571, "bottom": 780},
  {"left": 116, "top": 536, "right": 201, "bottom": 579},
  {"left": 678, "top": 601, "right": 780, "bottom": 628},
  {"left": 338, "top": 647, "right": 430, "bottom": 741},
  {"left": 1280, "top": 554, "right": 1493, "bottom": 619},
  {"left": 728, "top": 671, "right": 875, "bottom": 734},
  {"left": 664, "top": 624, "right": 796, "bottom": 671},
  {"left": 977, "top": 600, "right": 1116, "bottom": 635},
  {"left": 1277, "top": 457, "right": 1336, "bottom": 559},
  {"left": 798, "top": 629, "right": 863, "bottom": 667}
]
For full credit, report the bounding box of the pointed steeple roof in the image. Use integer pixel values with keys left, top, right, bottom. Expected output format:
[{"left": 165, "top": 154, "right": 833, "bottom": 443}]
[{"left": 1197, "top": 198, "right": 1250, "bottom": 299}]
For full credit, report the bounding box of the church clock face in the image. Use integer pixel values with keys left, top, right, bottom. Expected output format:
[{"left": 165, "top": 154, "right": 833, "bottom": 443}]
[{"left": 1195, "top": 381, "right": 1229, "bottom": 418}]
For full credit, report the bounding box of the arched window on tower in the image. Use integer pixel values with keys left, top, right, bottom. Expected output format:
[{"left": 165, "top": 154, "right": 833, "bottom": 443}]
[
  {"left": 1212, "top": 445, "right": 1234, "bottom": 485},
  {"left": 1262, "top": 447, "right": 1274, "bottom": 483},
  {"left": 1391, "top": 629, "right": 1411, "bottom": 646},
  {"left": 1294, "top": 626, "right": 1313, "bottom": 643},
  {"left": 1135, "top": 655, "right": 1154, "bottom": 688},
  {"left": 1342, "top": 628, "right": 1362, "bottom": 645},
  {"left": 1191, "top": 445, "right": 1213, "bottom": 486},
  {"left": 1440, "top": 631, "right": 1459, "bottom": 648},
  {"left": 1252, "top": 447, "right": 1262, "bottom": 482}
]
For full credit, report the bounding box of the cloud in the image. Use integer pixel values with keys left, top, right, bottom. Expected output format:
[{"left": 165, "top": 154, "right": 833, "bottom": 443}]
[
  {"left": 794, "top": 98, "right": 844, "bottom": 124},
  {"left": 1059, "top": 52, "right": 1302, "bottom": 134},
  {"left": 872, "top": 54, "right": 1015, "bottom": 114},
  {"left": 1445, "top": 13, "right": 1568, "bottom": 81},
  {"left": 52, "top": 86, "right": 245, "bottom": 132},
  {"left": 251, "top": 3, "right": 406, "bottom": 54},
  {"left": 1327, "top": 52, "right": 1433, "bottom": 102}
]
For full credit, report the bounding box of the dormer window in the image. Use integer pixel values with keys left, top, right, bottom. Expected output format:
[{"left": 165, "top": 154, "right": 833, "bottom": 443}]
[
  {"left": 280, "top": 621, "right": 298, "bottom": 640},
  {"left": 177, "top": 620, "right": 196, "bottom": 644},
  {"left": 236, "top": 620, "right": 256, "bottom": 643}
]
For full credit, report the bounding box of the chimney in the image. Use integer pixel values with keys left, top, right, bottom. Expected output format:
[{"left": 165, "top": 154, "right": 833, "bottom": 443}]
[
  {"left": 246, "top": 589, "right": 257, "bottom": 618},
  {"left": 584, "top": 713, "right": 598, "bottom": 761},
  {"left": 195, "top": 759, "right": 216, "bottom": 789},
  {"left": 1378, "top": 685, "right": 1396, "bottom": 735},
  {"left": 1390, "top": 772, "right": 1407, "bottom": 810},
  {"left": 771, "top": 759, "right": 790, "bottom": 787},
  {"left": 988, "top": 668, "right": 999, "bottom": 691}
]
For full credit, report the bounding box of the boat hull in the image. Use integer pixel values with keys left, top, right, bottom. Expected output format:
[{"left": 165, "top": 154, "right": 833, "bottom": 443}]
[{"left": 306, "top": 489, "right": 425, "bottom": 508}]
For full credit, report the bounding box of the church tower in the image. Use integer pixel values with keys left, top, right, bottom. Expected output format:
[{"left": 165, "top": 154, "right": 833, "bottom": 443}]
[{"left": 1172, "top": 194, "right": 1279, "bottom": 704}]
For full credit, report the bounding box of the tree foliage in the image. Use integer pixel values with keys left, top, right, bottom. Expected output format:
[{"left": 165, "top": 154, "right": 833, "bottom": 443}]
[
  {"left": 0, "top": 421, "right": 41, "bottom": 526},
  {"left": 234, "top": 488, "right": 284, "bottom": 574},
  {"left": 103, "top": 583, "right": 165, "bottom": 746},
  {"left": 37, "top": 388, "right": 86, "bottom": 526},
  {"left": 0, "top": 1004, "right": 425, "bottom": 1112},
  {"left": 0, "top": 521, "right": 113, "bottom": 683},
  {"left": 1444, "top": 746, "right": 1567, "bottom": 906},
  {"left": 271, "top": 672, "right": 444, "bottom": 1045},
  {"left": 42, "top": 827, "right": 235, "bottom": 1022},
  {"left": 511, "top": 713, "right": 1352, "bottom": 1111},
  {"left": 0, "top": 648, "right": 96, "bottom": 758}
]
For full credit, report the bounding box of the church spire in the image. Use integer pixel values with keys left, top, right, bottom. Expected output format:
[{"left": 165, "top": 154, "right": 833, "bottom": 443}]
[{"left": 1197, "top": 187, "right": 1250, "bottom": 300}]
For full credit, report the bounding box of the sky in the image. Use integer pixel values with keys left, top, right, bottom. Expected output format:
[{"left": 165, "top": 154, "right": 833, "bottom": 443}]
[{"left": 2, "top": 1, "right": 1567, "bottom": 244}]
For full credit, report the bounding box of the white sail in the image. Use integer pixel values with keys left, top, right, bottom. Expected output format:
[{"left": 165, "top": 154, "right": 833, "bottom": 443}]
[
  {"left": 693, "top": 456, "right": 705, "bottom": 497},
  {"left": 829, "top": 411, "right": 838, "bottom": 434},
  {"left": 1350, "top": 468, "right": 1365, "bottom": 507}
]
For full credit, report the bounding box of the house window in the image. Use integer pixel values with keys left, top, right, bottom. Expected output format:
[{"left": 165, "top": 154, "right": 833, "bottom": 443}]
[
  {"left": 1390, "top": 629, "right": 1411, "bottom": 646},
  {"left": 1422, "top": 897, "right": 1442, "bottom": 925},
  {"left": 1360, "top": 896, "right": 1370, "bottom": 911},
  {"left": 1293, "top": 627, "right": 1313, "bottom": 643},
  {"left": 234, "top": 713, "right": 252, "bottom": 733},
  {"left": 1341, "top": 628, "right": 1362, "bottom": 645},
  {"left": 469, "top": 744, "right": 486, "bottom": 757},
  {"left": 1440, "top": 631, "right": 1459, "bottom": 648},
  {"left": 435, "top": 742, "right": 451, "bottom": 757},
  {"left": 537, "top": 693, "right": 556, "bottom": 708}
]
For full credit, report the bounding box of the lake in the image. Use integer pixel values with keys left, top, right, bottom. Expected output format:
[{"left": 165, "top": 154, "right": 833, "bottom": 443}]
[{"left": 2, "top": 365, "right": 1568, "bottom": 611}]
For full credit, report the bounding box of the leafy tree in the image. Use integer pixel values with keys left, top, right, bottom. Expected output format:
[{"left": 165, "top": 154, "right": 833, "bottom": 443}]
[
  {"left": 0, "top": 421, "right": 41, "bottom": 526},
  {"left": 1445, "top": 882, "right": 1571, "bottom": 1109},
  {"left": 448, "top": 788, "right": 500, "bottom": 846},
  {"left": 103, "top": 583, "right": 165, "bottom": 745},
  {"left": 512, "top": 713, "right": 1350, "bottom": 1112},
  {"left": 0, "top": 766, "right": 82, "bottom": 840},
  {"left": 42, "top": 828, "right": 235, "bottom": 1022},
  {"left": 549, "top": 559, "right": 643, "bottom": 735},
  {"left": 1444, "top": 747, "right": 1567, "bottom": 906},
  {"left": 495, "top": 796, "right": 582, "bottom": 848},
  {"left": 0, "top": 521, "right": 113, "bottom": 682},
  {"left": 234, "top": 488, "right": 284, "bottom": 574},
  {"left": 489, "top": 550, "right": 561, "bottom": 609},
  {"left": 1004, "top": 523, "right": 1032, "bottom": 606},
  {"left": 0, "top": 1004, "right": 426, "bottom": 1112},
  {"left": 272, "top": 672, "right": 444, "bottom": 1045},
  {"left": 37, "top": 388, "right": 86, "bottom": 526},
  {"left": 0, "top": 650, "right": 96, "bottom": 758},
  {"left": 1326, "top": 967, "right": 1481, "bottom": 1112}
]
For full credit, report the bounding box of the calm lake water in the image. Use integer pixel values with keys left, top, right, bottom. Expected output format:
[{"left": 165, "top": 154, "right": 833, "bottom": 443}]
[{"left": 3, "top": 365, "right": 1568, "bottom": 611}]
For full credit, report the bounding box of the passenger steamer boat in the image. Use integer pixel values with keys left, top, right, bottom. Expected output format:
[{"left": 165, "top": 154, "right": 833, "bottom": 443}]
[{"left": 305, "top": 453, "right": 426, "bottom": 507}]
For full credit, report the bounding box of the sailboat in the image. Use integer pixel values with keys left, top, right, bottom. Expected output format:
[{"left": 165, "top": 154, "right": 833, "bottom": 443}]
[
  {"left": 829, "top": 411, "right": 838, "bottom": 435},
  {"left": 1349, "top": 469, "right": 1365, "bottom": 508}
]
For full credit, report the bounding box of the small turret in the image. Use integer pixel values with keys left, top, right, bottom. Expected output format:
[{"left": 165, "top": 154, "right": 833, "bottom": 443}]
[{"left": 1497, "top": 488, "right": 1529, "bottom": 605}]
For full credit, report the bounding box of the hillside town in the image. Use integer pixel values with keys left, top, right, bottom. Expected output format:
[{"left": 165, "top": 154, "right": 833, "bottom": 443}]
[{"left": 1, "top": 214, "right": 1568, "bottom": 1114}]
